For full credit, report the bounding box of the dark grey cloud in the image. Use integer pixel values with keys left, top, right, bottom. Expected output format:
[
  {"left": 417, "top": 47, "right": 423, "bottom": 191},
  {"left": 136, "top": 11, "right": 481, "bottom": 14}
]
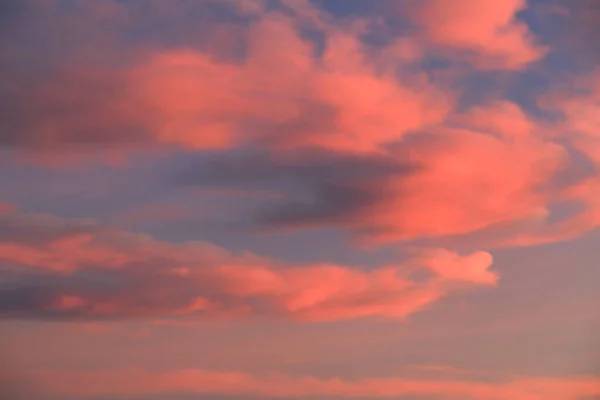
[
  {"left": 177, "top": 148, "right": 412, "bottom": 185},
  {"left": 257, "top": 180, "right": 386, "bottom": 228},
  {"left": 176, "top": 148, "right": 419, "bottom": 231}
]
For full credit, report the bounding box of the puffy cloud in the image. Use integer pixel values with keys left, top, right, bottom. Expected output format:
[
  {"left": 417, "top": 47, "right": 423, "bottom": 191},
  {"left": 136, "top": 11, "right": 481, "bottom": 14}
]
[
  {"left": 415, "top": 249, "right": 497, "bottom": 285},
  {"left": 0, "top": 1, "right": 451, "bottom": 157},
  {"left": 180, "top": 100, "right": 573, "bottom": 246},
  {"left": 0, "top": 211, "right": 494, "bottom": 322},
  {"left": 407, "top": 0, "right": 546, "bottom": 69},
  {"left": 363, "top": 126, "right": 563, "bottom": 242},
  {"left": 29, "top": 368, "right": 600, "bottom": 400},
  {"left": 132, "top": 29, "right": 448, "bottom": 152}
]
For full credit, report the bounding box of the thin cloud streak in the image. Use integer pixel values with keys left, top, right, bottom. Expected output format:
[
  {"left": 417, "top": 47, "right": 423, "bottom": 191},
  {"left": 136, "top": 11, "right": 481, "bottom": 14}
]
[{"left": 28, "top": 368, "right": 600, "bottom": 400}]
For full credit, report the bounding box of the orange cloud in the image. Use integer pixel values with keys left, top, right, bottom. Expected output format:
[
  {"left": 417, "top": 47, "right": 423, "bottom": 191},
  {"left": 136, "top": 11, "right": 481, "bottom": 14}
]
[
  {"left": 408, "top": 0, "right": 546, "bottom": 69},
  {"left": 0, "top": 211, "right": 494, "bottom": 322},
  {"left": 30, "top": 368, "right": 600, "bottom": 400}
]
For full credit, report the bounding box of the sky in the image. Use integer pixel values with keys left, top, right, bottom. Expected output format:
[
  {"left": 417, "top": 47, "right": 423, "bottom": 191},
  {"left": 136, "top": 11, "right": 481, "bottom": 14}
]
[{"left": 1, "top": 0, "right": 600, "bottom": 399}]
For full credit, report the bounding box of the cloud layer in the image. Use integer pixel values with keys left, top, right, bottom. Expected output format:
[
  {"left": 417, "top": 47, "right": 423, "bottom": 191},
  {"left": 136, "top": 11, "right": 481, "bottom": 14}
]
[
  {"left": 29, "top": 368, "right": 600, "bottom": 400},
  {"left": 0, "top": 209, "right": 495, "bottom": 322}
]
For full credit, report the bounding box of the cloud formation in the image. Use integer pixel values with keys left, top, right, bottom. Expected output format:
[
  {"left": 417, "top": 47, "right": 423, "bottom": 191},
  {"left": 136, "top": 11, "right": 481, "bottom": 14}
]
[
  {"left": 0, "top": 0, "right": 451, "bottom": 156},
  {"left": 176, "top": 99, "right": 594, "bottom": 248},
  {"left": 407, "top": 0, "right": 546, "bottom": 69},
  {"left": 0, "top": 0, "right": 555, "bottom": 160},
  {"left": 6, "top": 0, "right": 597, "bottom": 249},
  {"left": 0, "top": 210, "right": 495, "bottom": 322}
]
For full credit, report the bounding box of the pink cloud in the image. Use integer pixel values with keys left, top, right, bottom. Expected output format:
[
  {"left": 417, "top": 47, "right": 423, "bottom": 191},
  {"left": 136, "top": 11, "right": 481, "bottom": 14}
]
[
  {"left": 241, "top": 100, "right": 568, "bottom": 246},
  {"left": 0, "top": 232, "right": 136, "bottom": 272},
  {"left": 484, "top": 177, "right": 600, "bottom": 248},
  {"left": 30, "top": 368, "right": 600, "bottom": 400},
  {"left": 2, "top": 2, "right": 452, "bottom": 158},
  {"left": 408, "top": 0, "right": 546, "bottom": 69},
  {"left": 9, "top": 52, "right": 596, "bottom": 250},
  {"left": 7, "top": 2, "right": 579, "bottom": 252},
  {"left": 416, "top": 249, "right": 497, "bottom": 285},
  {"left": 0, "top": 211, "right": 495, "bottom": 322},
  {"left": 368, "top": 126, "right": 562, "bottom": 241},
  {"left": 127, "top": 18, "right": 450, "bottom": 154},
  {"left": 491, "top": 69, "right": 600, "bottom": 246}
]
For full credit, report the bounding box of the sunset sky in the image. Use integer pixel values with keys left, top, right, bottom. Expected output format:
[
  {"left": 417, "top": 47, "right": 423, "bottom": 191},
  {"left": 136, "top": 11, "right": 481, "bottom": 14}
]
[{"left": 1, "top": 1, "right": 600, "bottom": 399}]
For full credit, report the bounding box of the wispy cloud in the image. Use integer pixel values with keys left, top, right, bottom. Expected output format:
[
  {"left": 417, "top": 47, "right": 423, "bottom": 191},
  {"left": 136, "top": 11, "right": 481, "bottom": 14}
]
[{"left": 29, "top": 368, "right": 600, "bottom": 400}]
